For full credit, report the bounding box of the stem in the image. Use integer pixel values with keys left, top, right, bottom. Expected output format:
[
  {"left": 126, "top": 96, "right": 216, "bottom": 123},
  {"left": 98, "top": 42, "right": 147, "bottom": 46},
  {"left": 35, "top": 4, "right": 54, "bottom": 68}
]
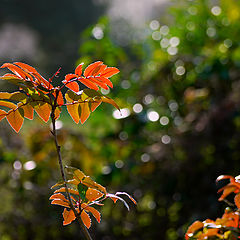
[{"left": 50, "top": 111, "right": 92, "bottom": 240}]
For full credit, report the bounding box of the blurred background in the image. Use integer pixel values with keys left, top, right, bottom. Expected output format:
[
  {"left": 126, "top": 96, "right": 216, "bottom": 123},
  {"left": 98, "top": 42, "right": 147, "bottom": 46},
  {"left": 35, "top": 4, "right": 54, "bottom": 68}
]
[{"left": 1, "top": 0, "right": 240, "bottom": 239}]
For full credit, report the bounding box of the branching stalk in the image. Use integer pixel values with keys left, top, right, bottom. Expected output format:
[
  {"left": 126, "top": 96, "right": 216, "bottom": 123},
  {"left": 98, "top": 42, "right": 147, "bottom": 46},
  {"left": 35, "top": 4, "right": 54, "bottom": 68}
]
[{"left": 50, "top": 111, "right": 92, "bottom": 240}]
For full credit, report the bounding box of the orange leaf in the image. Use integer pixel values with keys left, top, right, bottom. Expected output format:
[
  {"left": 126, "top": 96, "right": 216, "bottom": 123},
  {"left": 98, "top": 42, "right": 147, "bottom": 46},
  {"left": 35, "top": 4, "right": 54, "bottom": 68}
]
[
  {"left": 101, "top": 97, "right": 120, "bottom": 110},
  {"left": 51, "top": 199, "right": 69, "bottom": 208},
  {"left": 54, "top": 187, "right": 79, "bottom": 196},
  {"left": 79, "top": 102, "right": 90, "bottom": 124},
  {"left": 49, "top": 193, "right": 68, "bottom": 202},
  {"left": 14, "top": 62, "right": 51, "bottom": 88},
  {"left": 63, "top": 208, "right": 76, "bottom": 225},
  {"left": 66, "top": 81, "right": 80, "bottom": 93},
  {"left": 6, "top": 109, "right": 24, "bottom": 133},
  {"left": 75, "top": 63, "right": 83, "bottom": 76},
  {"left": 56, "top": 91, "right": 64, "bottom": 106},
  {"left": 86, "top": 188, "right": 104, "bottom": 202},
  {"left": 84, "top": 61, "right": 103, "bottom": 77},
  {"left": 0, "top": 100, "right": 17, "bottom": 109},
  {"left": 185, "top": 221, "right": 204, "bottom": 239},
  {"left": 0, "top": 109, "right": 7, "bottom": 121},
  {"left": 82, "top": 203, "right": 101, "bottom": 223},
  {"left": 235, "top": 193, "right": 240, "bottom": 209},
  {"left": 78, "top": 78, "right": 99, "bottom": 91},
  {"left": 216, "top": 175, "right": 235, "bottom": 182},
  {"left": 95, "top": 76, "right": 113, "bottom": 88},
  {"left": 100, "top": 67, "right": 120, "bottom": 78},
  {"left": 1, "top": 63, "right": 29, "bottom": 80},
  {"left": 67, "top": 103, "right": 80, "bottom": 124},
  {"left": 218, "top": 184, "right": 237, "bottom": 201},
  {"left": 34, "top": 103, "right": 51, "bottom": 122},
  {"left": 88, "top": 77, "right": 108, "bottom": 90},
  {"left": 90, "top": 101, "right": 101, "bottom": 112},
  {"left": 81, "top": 210, "right": 91, "bottom": 229},
  {"left": 54, "top": 107, "right": 61, "bottom": 120},
  {"left": 82, "top": 176, "right": 107, "bottom": 195},
  {"left": 21, "top": 104, "right": 34, "bottom": 120}
]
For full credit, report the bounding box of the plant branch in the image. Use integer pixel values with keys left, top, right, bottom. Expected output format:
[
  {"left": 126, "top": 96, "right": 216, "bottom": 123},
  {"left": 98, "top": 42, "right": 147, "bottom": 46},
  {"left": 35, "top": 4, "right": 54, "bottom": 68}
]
[{"left": 50, "top": 111, "right": 92, "bottom": 240}]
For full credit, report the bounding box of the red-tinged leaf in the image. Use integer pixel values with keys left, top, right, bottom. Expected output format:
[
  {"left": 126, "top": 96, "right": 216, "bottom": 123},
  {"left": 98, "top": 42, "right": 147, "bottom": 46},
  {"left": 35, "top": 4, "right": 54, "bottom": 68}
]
[
  {"left": 63, "top": 73, "right": 78, "bottom": 82},
  {"left": 0, "top": 100, "right": 17, "bottom": 109},
  {"left": 86, "top": 188, "right": 104, "bottom": 202},
  {"left": 51, "top": 199, "right": 69, "bottom": 208},
  {"left": 234, "top": 193, "right": 240, "bottom": 209},
  {"left": 185, "top": 221, "right": 204, "bottom": 239},
  {"left": 52, "top": 90, "right": 64, "bottom": 106},
  {"left": 1, "top": 63, "right": 29, "bottom": 80},
  {"left": 54, "top": 187, "right": 79, "bottom": 196},
  {"left": 88, "top": 77, "right": 108, "bottom": 90},
  {"left": 101, "top": 96, "right": 120, "bottom": 110},
  {"left": 216, "top": 175, "right": 235, "bottom": 182},
  {"left": 0, "top": 73, "right": 22, "bottom": 80},
  {"left": 100, "top": 67, "right": 120, "bottom": 78},
  {"left": 49, "top": 193, "right": 68, "bottom": 202},
  {"left": 21, "top": 104, "right": 34, "bottom": 120},
  {"left": 65, "top": 81, "right": 79, "bottom": 93},
  {"left": 79, "top": 102, "right": 90, "bottom": 124},
  {"left": 81, "top": 210, "right": 91, "bottom": 229},
  {"left": 90, "top": 101, "right": 101, "bottom": 112},
  {"left": 67, "top": 103, "right": 80, "bottom": 124},
  {"left": 63, "top": 208, "right": 76, "bottom": 226},
  {"left": 34, "top": 103, "right": 51, "bottom": 122},
  {"left": 78, "top": 78, "right": 99, "bottom": 90},
  {"left": 75, "top": 63, "right": 83, "bottom": 76},
  {"left": 95, "top": 76, "right": 113, "bottom": 88},
  {"left": 82, "top": 203, "right": 101, "bottom": 223},
  {"left": 84, "top": 61, "right": 103, "bottom": 77},
  {"left": 14, "top": 62, "right": 51, "bottom": 88},
  {"left": 6, "top": 109, "right": 24, "bottom": 133},
  {"left": 92, "top": 64, "right": 107, "bottom": 76}
]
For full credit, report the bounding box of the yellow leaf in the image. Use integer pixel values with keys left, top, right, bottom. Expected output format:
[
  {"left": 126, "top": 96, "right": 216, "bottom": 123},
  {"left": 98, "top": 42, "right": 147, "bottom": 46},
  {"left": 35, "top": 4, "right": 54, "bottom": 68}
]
[
  {"left": 101, "top": 96, "right": 120, "bottom": 110},
  {"left": 79, "top": 102, "right": 90, "bottom": 124},
  {"left": 34, "top": 103, "right": 51, "bottom": 122},
  {"left": 67, "top": 103, "right": 80, "bottom": 123},
  {"left": 21, "top": 104, "right": 34, "bottom": 120},
  {"left": 0, "top": 100, "right": 17, "bottom": 109},
  {"left": 6, "top": 109, "right": 24, "bottom": 132},
  {"left": 73, "top": 169, "right": 86, "bottom": 181}
]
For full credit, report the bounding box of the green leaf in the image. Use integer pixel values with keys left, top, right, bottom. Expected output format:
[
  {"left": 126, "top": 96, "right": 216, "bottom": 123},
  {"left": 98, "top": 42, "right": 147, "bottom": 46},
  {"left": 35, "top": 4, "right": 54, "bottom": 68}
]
[{"left": 77, "top": 183, "right": 88, "bottom": 202}]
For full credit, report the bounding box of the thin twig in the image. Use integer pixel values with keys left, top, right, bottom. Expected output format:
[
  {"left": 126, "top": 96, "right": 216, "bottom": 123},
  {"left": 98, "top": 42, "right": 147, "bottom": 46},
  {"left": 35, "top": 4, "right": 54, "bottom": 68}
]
[{"left": 50, "top": 110, "right": 92, "bottom": 240}]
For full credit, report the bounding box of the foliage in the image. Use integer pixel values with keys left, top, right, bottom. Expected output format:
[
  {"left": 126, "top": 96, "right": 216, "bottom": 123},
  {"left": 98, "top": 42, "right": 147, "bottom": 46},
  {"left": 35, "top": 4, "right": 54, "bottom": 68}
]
[
  {"left": 50, "top": 167, "right": 136, "bottom": 228},
  {"left": 0, "top": 61, "right": 119, "bottom": 132},
  {"left": 185, "top": 175, "right": 240, "bottom": 240},
  {"left": 0, "top": 60, "right": 136, "bottom": 239}
]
